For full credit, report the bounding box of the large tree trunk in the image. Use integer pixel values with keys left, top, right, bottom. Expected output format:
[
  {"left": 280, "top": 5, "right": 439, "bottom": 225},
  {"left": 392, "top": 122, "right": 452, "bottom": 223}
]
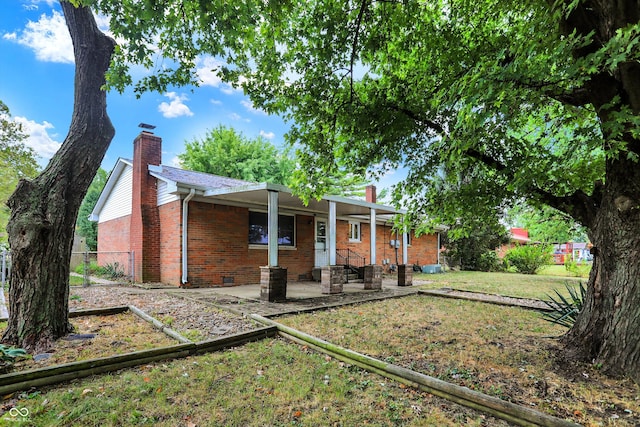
[
  {"left": 562, "top": 156, "right": 640, "bottom": 382},
  {"left": 552, "top": 0, "right": 640, "bottom": 383},
  {"left": 1, "top": 2, "right": 115, "bottom": 353}
]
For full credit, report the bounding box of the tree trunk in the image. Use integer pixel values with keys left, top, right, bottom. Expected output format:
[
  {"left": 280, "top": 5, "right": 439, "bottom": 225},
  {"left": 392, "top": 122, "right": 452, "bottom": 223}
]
[
  {"left": 1, "top": 2, "right": 115, "bottom": 353},
  {"left": 562, "top": 156, "right": 640, "bottom": 383}
]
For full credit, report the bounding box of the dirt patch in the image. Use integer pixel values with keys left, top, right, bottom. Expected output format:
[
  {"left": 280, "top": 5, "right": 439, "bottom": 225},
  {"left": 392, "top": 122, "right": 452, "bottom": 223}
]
[
  {"left": 5, "top": 312, "right": 177, "bottom": 373},
  {"left": 69, "top": 285, "right": 259, "bottom": 341}
]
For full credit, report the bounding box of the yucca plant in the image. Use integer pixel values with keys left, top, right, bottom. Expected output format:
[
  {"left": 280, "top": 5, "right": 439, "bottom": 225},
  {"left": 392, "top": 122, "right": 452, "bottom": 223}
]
[
  {"left": 0, "top": 344, "right": 28, "bottom": 373},
  {"left": 541, "top": 282, "right": 587, "bottom": 328}
]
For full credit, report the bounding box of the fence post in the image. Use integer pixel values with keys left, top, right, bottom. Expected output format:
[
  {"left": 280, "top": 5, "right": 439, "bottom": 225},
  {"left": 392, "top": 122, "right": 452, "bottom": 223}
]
[
  {"left": 1, "top": 250, "right": 6, "bottom": 288},
  {"left": 83, "top": 251, "right": 90, "bottom": 287}
]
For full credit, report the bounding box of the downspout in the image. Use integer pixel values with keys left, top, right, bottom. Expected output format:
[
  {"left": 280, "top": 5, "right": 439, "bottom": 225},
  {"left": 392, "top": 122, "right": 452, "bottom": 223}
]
[
  {"left": 437, "top": 232, "right": 441, "bottom": 265},
  {"left": 181, "top": 189, "right": 196, "bottom": 285}
]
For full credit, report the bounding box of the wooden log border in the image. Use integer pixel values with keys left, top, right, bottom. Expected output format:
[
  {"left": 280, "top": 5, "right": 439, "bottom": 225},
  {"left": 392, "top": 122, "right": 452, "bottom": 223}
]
[
  {"left": 418, "top": 289, "right": 554, "bottom": 312},
  {"left": 250, "top": 314, "right": 581, "bottom": 427},
  {"left": 0, "top": 305, "right": 277, "bottom": 396}
]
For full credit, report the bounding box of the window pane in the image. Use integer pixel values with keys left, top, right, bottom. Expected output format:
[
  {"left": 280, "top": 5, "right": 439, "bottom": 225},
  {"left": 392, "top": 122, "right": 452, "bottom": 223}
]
[{"left": 248, "top": 212, "right": 295, "bottom": 246}]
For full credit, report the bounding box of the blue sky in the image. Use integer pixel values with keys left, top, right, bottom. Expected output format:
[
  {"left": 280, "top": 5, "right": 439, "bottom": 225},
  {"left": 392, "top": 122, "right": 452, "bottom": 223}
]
[{"left": 0, "top": 0, "right": 401, "bottom": 194}]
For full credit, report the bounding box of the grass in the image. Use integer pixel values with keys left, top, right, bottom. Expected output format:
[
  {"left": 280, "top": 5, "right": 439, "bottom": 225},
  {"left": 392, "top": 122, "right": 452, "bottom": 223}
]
[
  {"left": 3, "top": 313, "right": 177, "bottom": 372},
  {"left": 1, "top": 338, "right": 501, "bottom": 426},
  {"left": 415, "top": 269, "right": 586, "bottom": 299},
  {"left": 278, "top": 295, "right": 640, "bottom": 426}
]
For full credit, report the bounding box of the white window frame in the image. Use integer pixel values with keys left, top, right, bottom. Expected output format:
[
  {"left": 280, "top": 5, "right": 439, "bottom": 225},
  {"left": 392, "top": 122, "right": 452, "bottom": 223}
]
[{"left": 348, "top": 221, "right": 361, "bottom": 242}]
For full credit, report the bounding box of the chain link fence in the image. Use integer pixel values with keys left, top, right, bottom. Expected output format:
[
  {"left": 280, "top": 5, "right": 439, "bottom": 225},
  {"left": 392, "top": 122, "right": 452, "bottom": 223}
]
[{"left": 1, "top": 250, "right": 133, "bottom": 288}]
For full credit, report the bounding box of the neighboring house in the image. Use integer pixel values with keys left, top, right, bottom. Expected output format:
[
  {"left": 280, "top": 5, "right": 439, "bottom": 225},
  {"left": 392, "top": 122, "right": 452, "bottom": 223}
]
[
  {"left": 497, "top": 228, "right": 530, "bottom": 258},
  {"left": 552, "top": 242, "right": 592, "bottom": 264},
  {"left": 90, "top": 131, "right": 440, "bottom": 299}
]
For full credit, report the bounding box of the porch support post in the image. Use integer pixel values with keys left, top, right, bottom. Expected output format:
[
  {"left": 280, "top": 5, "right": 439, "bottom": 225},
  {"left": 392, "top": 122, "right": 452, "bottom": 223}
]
[
  {"left": 261, "top": 190, "right": 287, "bottom": 302},
  {"left": 328, "top": 200, "right": 336, "bottom": 265},
  {"left": 363, "top": 207, "right": 381, "bottom": 290},
  {"left": 370, "top": 208, "right": 376, "bottom": 265},
  {"left": 267, "top": 190, "right": 279, "bottom": 267},
  {"left": 398, "top": 228, "right": 412, "bottom": 286},
  {"left": 402, "top": 230, "right": 408, "bottom": 265},
  {"left": 322, "top": 201, "right": 343, "bottom": 294}
]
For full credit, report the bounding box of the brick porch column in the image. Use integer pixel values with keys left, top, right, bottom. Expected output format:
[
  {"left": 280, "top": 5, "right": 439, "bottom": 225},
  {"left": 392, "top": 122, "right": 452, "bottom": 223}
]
[
  {"left": 363, "top": 265, "right": 382, "bottom": 290},
  {"left": 260, "top": 266, "right": 287, "bottom": 302},
  {"left": 321, "top": 265, "right": 344, "bottom": 294},
  {"left": 397, "top": 264, "right": 413, "bottom": 286}
]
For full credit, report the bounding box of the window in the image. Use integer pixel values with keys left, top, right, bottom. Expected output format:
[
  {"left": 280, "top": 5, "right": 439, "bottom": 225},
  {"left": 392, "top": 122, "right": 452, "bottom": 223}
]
[
  {"left": 248, "top": 211, "right": 295, "bottom": 246},
  {"left": 348, "top": 221, "right": 361, "bottom": 242}
]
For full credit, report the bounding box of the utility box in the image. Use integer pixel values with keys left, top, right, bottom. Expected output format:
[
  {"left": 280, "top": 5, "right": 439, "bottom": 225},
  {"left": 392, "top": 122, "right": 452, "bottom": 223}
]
[{"left": 421, "top": 264, "right": 442, "bottom": 274}]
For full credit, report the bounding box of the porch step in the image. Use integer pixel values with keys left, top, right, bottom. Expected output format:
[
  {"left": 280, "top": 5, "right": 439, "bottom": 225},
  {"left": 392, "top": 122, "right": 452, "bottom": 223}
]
[{"left": 346, "top": 273, "right": 361, "bottom": 281}]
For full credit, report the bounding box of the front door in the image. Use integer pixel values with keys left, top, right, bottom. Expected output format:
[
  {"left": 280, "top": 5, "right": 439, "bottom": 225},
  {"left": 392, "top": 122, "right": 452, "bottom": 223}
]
[{"left": 314, "top": 218, "right": 328, "bottom": 267}]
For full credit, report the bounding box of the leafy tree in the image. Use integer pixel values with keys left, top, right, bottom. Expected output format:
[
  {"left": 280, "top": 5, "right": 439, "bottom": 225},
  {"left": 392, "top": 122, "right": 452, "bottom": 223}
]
[
  {"left": 76, "top": 168, "right": 107, "bottom": 251},
  {"left": 178, "top": 124, "right": 370, "bottom": 196},
  {"left": 3, "top": 2, "right": 115, "bottom": 352},
  {"left": 506, "top": 203, "right": 588, "bottom": 243},
  {"left": 179, "top": 125, "right": 295, "bottom": 185},
  {"left": 6, "top": 0, "right": 638, "bottom": 382},
  {"left": 173, "top": 0, "right": 635, "bottom": 380},
  {"left": 442, "top": 218, "right": 509, "bottom": 272},
  {"left": 0, "top": 101, "right": 39, "bottom": 249}
]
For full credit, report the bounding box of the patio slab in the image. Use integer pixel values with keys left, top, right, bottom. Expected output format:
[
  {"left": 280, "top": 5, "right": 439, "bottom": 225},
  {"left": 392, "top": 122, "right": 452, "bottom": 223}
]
[{"left": 166, "top": 278, "right": 419, "bottom": 317}]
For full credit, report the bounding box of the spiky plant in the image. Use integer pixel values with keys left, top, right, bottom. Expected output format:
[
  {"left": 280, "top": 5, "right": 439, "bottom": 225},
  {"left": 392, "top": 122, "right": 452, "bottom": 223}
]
[{"left": 541, "top": 282, "right": 586, "bottom": 328}]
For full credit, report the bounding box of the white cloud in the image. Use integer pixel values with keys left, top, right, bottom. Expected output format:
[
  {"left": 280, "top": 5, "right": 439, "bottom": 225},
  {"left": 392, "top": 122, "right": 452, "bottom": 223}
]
[
  {"left": 228, "top": 112, "right": 242, "bottom": 121},
  {"left": 210, "top": 99, "right": 222, "bottom": 105},
  {"left": 259, "top": 130, "right": 275, "bottom": 140},
  {"left": 171, "top": 156, "right": 182, "bottom": 167},
  {"left": 3, "top": 32, "right": 17, "bottom": 40},
  {"left": 158, "top": 92, "right": 194, "bottom": 118},
  {"left": 14, "top": 116, "right": 62, "bottom": 161},
  {"left": 241, "top": 99, "right": 266, "bottom": 115},
  {"left": 196, "top": 57, "right": 224, "bottom": 87},
  {"left": 195, "top": 56, "right": 243, "bottom": 94},
  {"left": 14, "top": 11, "right": 74, "bottom": 64}
]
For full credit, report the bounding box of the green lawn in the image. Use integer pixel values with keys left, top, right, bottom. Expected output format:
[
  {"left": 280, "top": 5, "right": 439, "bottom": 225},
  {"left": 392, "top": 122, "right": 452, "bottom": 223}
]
[{"left": 415, "top": 267, "right": 587, "bottom": 300}]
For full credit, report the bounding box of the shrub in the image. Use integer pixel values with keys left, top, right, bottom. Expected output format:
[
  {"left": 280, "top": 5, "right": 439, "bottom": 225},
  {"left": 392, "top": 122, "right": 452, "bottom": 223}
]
[
  {"left": 477, "top": 251, "right": 505, "bottom": 272},
  {"left": 504, "top": 244, "right": 552, "bottom": 274},
  {"left": 74, "top": 261, "right": 106, "bottom": 276},
  {"left": 103, "top": 262, "right": 126, "bottom": 279},
  {"left": 442, "top": 223, "right": 510, "bottom": 271},
  {"left": 564, "top": 258, "right": 591, "bottom": 277},
  {"left": 542, "top": 282, "right": 586, "bottom": 328}
]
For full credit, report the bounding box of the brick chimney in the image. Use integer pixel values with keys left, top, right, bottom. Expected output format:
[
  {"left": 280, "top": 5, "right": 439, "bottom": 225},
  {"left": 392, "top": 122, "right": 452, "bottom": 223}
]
[
  {"left": 365, "top": 185, "right": 377, "bottom": 203},
  {"left": 130, "top": 131, "right": 162, "bottom": 283}
]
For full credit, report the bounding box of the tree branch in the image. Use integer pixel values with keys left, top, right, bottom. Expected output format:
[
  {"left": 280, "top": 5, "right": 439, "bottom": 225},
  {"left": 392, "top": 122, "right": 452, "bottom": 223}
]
[
  {"left": 350, "top": 0, "right": 369, "bottom": 102},
  {"left": 465, "top": 147, "right": 600, "bottom": 227}
]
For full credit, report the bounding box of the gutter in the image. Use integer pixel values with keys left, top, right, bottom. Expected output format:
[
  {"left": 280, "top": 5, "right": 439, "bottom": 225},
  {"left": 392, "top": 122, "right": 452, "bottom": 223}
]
[{"left": 181, "top": 189, "right": 196, "bottom": 285}]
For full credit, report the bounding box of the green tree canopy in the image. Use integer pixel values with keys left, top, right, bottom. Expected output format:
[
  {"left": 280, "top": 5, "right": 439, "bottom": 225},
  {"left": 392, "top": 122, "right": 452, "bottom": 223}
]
[
  {"left": 0, "top": 101, "right": 40, "bottom": 248},
  {"left": 76, "top": 167, "right": 107, "bottom": 251},
  {"left": 177, "top": 124, "right": 370, "bottom": 197},
  {"left": 178, "top": 125, "right": 295, "bottom": 185}
]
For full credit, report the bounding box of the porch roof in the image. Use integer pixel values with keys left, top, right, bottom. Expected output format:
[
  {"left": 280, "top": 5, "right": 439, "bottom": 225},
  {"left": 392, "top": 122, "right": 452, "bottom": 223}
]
[{"left": 149, "top": 165, "right": 402, "bottom": 220}]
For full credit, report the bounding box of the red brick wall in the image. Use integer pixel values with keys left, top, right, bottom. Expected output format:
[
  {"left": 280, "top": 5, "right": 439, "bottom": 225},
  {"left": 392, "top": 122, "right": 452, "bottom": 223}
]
[
  {"left": 183, "top": 202, "right": 316, "bottom": 287},
  {"left": 335, "top": 220, "right": 439, "bottom": 268},
  {"left": 97, "top": 215, "right": 131, "bottom": 271},
  {"left": 130, "top": 131, "right": 162, "bottom": 282},
  {"left": 159, "top": 200, "right": 182, "bottom": 285}
]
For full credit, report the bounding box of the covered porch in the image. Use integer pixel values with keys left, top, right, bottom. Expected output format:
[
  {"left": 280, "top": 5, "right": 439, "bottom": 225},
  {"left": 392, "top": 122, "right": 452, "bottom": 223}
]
[{"left": 199, "top": 182, "right": 415, "bottom": 301}]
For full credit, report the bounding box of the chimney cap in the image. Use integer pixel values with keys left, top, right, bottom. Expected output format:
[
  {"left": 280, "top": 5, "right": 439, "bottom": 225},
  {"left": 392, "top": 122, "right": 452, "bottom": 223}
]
[{"left": 138, "top": 123, "right": 156, "bottom": 130}]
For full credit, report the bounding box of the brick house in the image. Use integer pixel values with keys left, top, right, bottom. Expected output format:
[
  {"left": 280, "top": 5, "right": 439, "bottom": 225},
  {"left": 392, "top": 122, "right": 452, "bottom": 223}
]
[{"left": 91, "top": 131, "right": 441, "bottom": 300}]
